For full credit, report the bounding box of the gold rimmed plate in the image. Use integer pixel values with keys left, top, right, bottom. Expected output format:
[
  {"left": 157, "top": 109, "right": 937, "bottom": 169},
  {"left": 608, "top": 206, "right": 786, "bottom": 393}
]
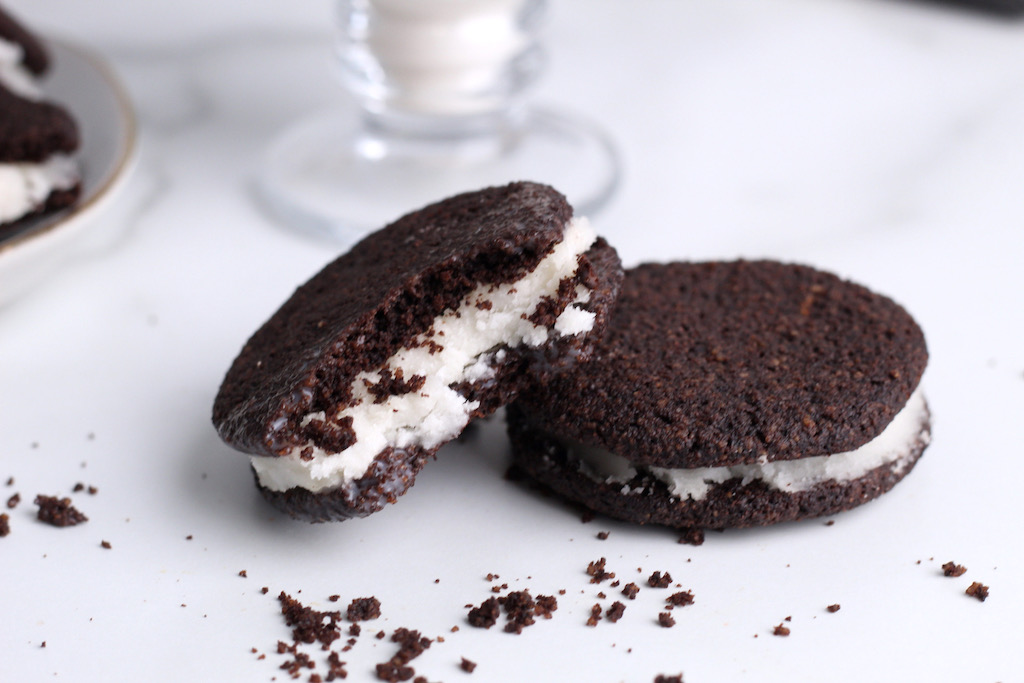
[{"left": 0, "top": 38, "right": 137, "bottom": 306}]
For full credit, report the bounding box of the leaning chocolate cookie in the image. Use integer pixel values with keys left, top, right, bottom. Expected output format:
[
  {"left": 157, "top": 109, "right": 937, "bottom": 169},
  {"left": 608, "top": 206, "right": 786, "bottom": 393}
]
[
  {"left": 213, "top": 182, "right": 622, "bottom": 522},
  {"left": 507, "top": 260, "right": 930, "bottom": 530}
]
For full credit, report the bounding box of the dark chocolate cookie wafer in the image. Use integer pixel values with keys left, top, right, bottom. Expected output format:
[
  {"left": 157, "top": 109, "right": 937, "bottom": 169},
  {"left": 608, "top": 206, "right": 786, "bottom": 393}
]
[
  {"left": 508, "top": 260, "right": 930, "bottom": 530},
  {"left": 0, "top": 4, "right": 50, "bottom": 75},
  {"left": 213, "top": 182, "right": 622, "bottom": 522}
]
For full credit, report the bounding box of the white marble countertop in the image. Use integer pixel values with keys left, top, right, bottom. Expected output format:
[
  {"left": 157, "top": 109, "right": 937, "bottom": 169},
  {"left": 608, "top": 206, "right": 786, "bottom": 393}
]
[{"left": 2, "top": 1, "right": 1022, "bottom": 681}]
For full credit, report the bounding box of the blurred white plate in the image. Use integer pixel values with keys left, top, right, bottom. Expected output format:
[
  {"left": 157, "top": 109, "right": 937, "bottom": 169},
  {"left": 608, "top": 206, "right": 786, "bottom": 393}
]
[{"left": 0, "top": 38, "right": 137, "bottom": 307}]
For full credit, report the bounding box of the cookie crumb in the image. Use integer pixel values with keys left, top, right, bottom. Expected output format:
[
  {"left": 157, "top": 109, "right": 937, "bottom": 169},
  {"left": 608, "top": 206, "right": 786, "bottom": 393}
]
[
  {"left": 621, "top": 583, "right": 640, "bottom": 600},
  {"left": 648, "top": 571, "right": 672, "bottom": 588},
  {"left": 654, "top": 676, "right": 683, "bottom": 683},
  {"left": 942, "top": 561, "right": 967, "bottom": 577},
  {"left": 586, "top": 604, "right": 602, "bottom": 627},
  {"left": 238, "top": 570, "right": 248, "bottom": 578},
  {"left": 0, "top": 513, "right": 9, "bottom": 537},
  {"left": 666, "top": 591, "right": 694, "bottom": 607},
  {"left": 605, "top": 601, "right": 626, "bottom": 623},
  {"left": 587, "top": 557, "right": 615, "bottom": 583},
  {"left": 278, "top": 591, "right": 342, "bottom": 649},
  {"left": 347, "top": 596, "right": 382, "bottom": 622},
  {"left": 965, "top": 582, "right": 989, "bottom": 602},
  {"left": 460, "top": 657, "right": 477, "bottom": 673},
  {"left": 826, "top": 604, "right": 840, "bottom": 613},
  {"left": 467, "top": 597, "right": 500, "bottom": 629},
  {"left": 34, "top": 495, "right": 88, "bottom": 527},
  {"left": 100, "top": 540, "right": 112, "bottom": 549},
  {"left": 658, "top": 612, "right": 675, "bottom": 628},
  {"left": 773, "top": 623, "right": 791, "bottom": 636},
  {"left": 6, "top": 493, "right": 19, "bottom": 509},
  {"left": 597, "top": 531, "right": 609, "bottom": 540},
  {"left": 328, "top": 595, "right": 340, "bottom": 602}
]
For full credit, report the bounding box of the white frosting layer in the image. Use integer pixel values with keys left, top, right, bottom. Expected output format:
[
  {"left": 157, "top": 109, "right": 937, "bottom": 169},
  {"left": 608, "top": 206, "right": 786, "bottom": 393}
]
[
  {"left": 0, "top": 37, "right": 41, "bottom": 99},
  {"left": 573, "top": 388, "right": 929, "bottom": 501},
  {"left": 0, "top": 154, "right": 79, "bottom": 224},
  {"left": 253, "top": 216, "right": 598, "bottom": 493}
]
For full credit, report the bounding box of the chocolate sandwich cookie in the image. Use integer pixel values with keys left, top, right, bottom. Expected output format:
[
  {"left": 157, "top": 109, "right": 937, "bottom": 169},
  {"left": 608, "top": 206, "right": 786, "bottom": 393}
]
[
  {"left": 508, "top": 260, "right": 930, "bottom": 530},
  {"left": 0, "top": 7, "right": 80, "bottom": 231},
  {"left": 213, "top": 182, "right": 622, "bottom": 522}
]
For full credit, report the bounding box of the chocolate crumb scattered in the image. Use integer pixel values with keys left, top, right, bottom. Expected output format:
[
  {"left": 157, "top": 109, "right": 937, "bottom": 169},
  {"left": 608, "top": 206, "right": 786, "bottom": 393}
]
[
  {"left": 376, "top": 631, "right": 386, "bottom": 640},
  {"left": 450, "top": 626, "right": 459, "bottom": 633},
  {"left": 826, "top": 604, "right": 841, "bottom": 613},
  {"left": 460, "top": 657, "right": 477, "bottom": 673},
  {"left": 73, "top": 483, "right": 85, "bottom": 492},
  {"left": 587, "top": 557, "right": 615, "bottom": 583},
  {"left": 239, "top": 570, "right": 248, "bottom": 578},
  {"left": 658, "top": 612, "right": 676, "bottom": 628},
  {"left": 278, "top": 591, "right": 342, "bottom": 649},
  {"left": 621, "top": 583, "right": 640, "bottom": 600},
  {"left": 773, "top": 623, "right": 791, "bottom": 636},
  {"left": 676, "top": 528, "right": 704, "bottom": 546},
  {"left": 784, "top": 616, "right": 792, "bottom": 622},
  {"left": 468, "top": 597, "right": 500, "bottom": 629},
  {"left": 280, "top": 650, "right": 316, "bottom": 677},
  {"left": 347, "top": 597, "right": 382, "bottom": 622},
  {"left": 6, "top": 493, "right": 19, "bottom": 509},
  {"left": 606, "top": 601, "right": 626, "bottom": 623},
  {"left": 825, "top": 520, "right": 835, "bottom": 526},
  {"left": 348, "top": 623, "right": 361, "bottom": 637},
  {"left": 325, "top": 651, "right": 347, "bottom": 681},
  {"left": 262, "top": 587, "right": 270, "bottom": 595},
  {"left": 375, "top": 628, "right": 432, "bottom": 681},
  {"left": 35, "top": 495, "right": 88, "bottom": 527},
  {"left": 5, "top": 477, "right": 12, "bottom": 486},
  {"left": 597, "top": 531, "right": 609, "bottom": 540},
  {"left": 648, "top": 571, "right": 672, "bottom": 588},
  {"left": 186, "top": 535, "right": 193, "bottom": 540},
  {"left": 0, "top": 513, "right": 8, "bottom": 537},
  {"left": 499, "top": 591, "right": 538, "bottom": 633},
  {"left": 485, "top": 573, "right": 500, "bottom": 581},
  {"left": 942, "top": 561, "right": 967, "bottom": 577},
  {"left": 586, "top": 604, "right": 602, "bottom": 626},
  {"left": 965, "top": 582, "right": 989, "bottom": 602},
  {"left": 597, "top": 591, "right": 606, "bottom": 599},
  {"left": 100, "top": 540, "right": 112, "bottom": 549},
  {"left": 654, "top": 676, "right": 683, "bottom": 683},
  {"left": 666, "top": 591, "right": 694, "bottom": 607},
  {"left": 328, "top": 595, "right": 341, "bottom": 602}
]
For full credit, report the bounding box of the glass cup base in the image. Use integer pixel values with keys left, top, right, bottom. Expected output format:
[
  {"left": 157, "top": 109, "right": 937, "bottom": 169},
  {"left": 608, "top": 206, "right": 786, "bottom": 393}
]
[{"left": 256, "top": 105, "right": 620, "bottom": 246}]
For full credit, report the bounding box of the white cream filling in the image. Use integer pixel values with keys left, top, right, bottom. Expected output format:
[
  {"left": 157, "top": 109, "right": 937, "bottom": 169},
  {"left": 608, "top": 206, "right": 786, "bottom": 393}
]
[
  {"left": 0, "top": 154, "right": 79, "bottom": 224},
  {"left": 572, "top": 388, "right": 928, "bottom": 501},
  {"left": 0, "top": 38, "right": 41, "bottom": 99},
  {"left": 253, "top": 216, "right": 598, "bottom": 493}
]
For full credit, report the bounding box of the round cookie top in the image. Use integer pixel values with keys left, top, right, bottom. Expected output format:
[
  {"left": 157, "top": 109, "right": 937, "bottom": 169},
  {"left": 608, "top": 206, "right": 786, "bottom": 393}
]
[
  {"left": 513, "top": 260, "right": 928, "bottom": 468},
  {"left": 213, "top": 182, "right": 577, "bottom": 457}
]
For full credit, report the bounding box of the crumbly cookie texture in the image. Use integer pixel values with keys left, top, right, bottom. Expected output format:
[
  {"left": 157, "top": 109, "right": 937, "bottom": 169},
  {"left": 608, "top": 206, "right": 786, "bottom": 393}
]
[{"left": 213, "top": 182, "right": 622, "bottom": 521}]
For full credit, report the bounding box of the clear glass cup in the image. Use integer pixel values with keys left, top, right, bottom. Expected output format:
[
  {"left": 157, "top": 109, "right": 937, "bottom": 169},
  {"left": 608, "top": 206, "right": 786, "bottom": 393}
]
[{"left": 258, "top": 0, "right": 619, "bottom": 245}]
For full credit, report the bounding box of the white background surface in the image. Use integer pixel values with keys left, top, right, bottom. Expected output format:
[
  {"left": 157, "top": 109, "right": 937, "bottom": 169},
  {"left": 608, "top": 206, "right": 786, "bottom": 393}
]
[{"left": 2, "top": 1, "right": 1023, "bottom": 681}]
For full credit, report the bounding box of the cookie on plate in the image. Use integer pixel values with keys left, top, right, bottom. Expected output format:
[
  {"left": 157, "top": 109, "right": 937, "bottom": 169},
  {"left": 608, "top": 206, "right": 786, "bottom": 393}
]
[
  {"left": 507, "top": 260, "right": 930, "bottom": 530},
  {"left": 213, "top": 182, "right": 623, "bottom": 522},
  {"left": 0, "top": 4, "right": 80, "bottom": 231}
]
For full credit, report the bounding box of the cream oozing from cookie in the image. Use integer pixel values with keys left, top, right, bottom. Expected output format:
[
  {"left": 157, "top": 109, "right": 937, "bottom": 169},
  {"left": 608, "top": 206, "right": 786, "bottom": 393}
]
[
  {"left": 253, "top": 217, "right": 599, "bottom": 493},
  {"left": 0, "top": 154, "right": 78, "bottom": 224},
  {"left": 572, "top": 388, "right": 929, "bottom": 501}
]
